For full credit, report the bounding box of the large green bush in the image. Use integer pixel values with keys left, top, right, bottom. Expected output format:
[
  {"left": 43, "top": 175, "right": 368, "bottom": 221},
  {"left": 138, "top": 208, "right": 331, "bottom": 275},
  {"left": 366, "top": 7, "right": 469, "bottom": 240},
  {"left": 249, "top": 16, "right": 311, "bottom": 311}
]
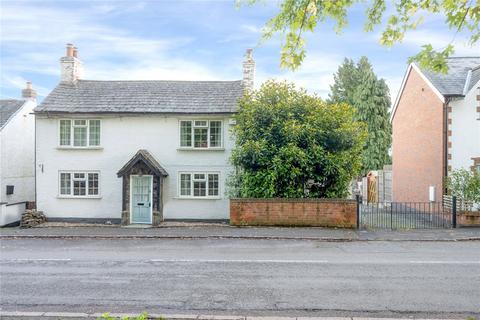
[{"left": 229, "top": 81, "right": 367, "bottom": 198}]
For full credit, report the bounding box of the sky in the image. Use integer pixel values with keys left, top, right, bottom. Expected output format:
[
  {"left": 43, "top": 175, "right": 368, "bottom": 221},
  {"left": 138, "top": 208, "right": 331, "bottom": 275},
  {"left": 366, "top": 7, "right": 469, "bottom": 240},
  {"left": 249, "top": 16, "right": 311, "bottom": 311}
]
[{"left": 0, "top": 0, "right": 478, "bottom": 104}]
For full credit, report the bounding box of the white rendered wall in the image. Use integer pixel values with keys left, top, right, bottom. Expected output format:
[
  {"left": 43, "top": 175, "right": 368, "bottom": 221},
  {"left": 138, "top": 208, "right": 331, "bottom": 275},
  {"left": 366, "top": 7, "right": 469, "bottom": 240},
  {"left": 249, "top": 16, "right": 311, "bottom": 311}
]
[
  {"left": 0, "top": 202, "right": 26, "bottom": 226},
  {"left": 0, "top": 99, "right": 36, "bottom": 204},
  {"left": 450, "top": 82, "right": 480, "bottom": 171},
  {"left": 35, "top": 114, "right": 236, "bottom": 220}
]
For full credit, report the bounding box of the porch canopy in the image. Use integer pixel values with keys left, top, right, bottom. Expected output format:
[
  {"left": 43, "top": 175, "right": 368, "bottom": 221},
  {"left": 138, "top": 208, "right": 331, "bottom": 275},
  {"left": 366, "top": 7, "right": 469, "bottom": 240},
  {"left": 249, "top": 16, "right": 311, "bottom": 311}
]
[{"left": 117, "top": 149, "right": 168, "bottom": 225}]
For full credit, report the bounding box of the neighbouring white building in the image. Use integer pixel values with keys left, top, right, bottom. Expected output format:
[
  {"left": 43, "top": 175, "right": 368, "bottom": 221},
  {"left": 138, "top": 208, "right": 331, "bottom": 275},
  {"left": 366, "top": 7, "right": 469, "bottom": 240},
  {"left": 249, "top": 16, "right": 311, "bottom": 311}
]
[
  {"left": 449, "top": 64, "right": 480, "bottom": 173},
  {"left": 35, "top": 44, "right": 254, "bottom": 225},
  {"left": 0, "top": 83, "right": 36, "bottom": 226}
]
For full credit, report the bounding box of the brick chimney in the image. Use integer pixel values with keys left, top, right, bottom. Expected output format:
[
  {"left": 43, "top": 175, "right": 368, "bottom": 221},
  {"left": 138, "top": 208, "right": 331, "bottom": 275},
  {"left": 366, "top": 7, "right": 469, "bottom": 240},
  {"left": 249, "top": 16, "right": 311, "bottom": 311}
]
[
  {"left": 22, "top": 81, "right": 37, "bottom": 100},
  {"left": 242, "top": 48, "right": 255, "bottom": 91},
  {"left": 60, "top": 43, "right": 83, "bottom": 83}
]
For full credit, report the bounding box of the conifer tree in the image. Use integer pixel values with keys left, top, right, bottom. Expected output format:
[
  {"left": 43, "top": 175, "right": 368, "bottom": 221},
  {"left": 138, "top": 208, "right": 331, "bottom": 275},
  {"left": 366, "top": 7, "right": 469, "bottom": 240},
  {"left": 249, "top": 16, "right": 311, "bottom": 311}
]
[
  {"left": 330, "top": 57, "right": 391, "bottom": 174},
  {"left": 328, "top": 58, "right": 357, "bottom": 106},
  {"left": 353, "top": 69, "right": 391, "bottom": 174}
]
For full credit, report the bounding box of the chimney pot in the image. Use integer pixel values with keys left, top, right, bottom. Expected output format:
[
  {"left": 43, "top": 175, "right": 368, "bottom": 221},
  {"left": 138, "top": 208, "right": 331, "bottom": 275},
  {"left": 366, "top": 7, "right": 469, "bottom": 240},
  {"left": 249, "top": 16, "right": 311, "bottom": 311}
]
[
  {"left": 22, "top": 81, "right": 37, "bottom": 100},
  {"left": 66, "top": 43, "right": 74, "bottom": 57},
  {"left": 60, "top": 44, "right": 83, "bottom": 83}
]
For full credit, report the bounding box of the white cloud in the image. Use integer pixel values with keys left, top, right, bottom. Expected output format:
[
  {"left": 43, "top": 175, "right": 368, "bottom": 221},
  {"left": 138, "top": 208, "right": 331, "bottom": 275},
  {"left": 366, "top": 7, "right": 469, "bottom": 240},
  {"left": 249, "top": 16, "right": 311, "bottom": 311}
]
[
  {"left": 240, "top": 24, "right": 262, "bottom": 34},
  {"left": 0, "top": 1, "right": 236, "bottom": 97},
  {"left": 401, "top": 29, "right": 479, "bottom": 56},
  {"left": 0, "top": 74, "right": 51, "bottom": 98},
  {"left": 256, "top": 53, "right": 344, "bottom": 98}
]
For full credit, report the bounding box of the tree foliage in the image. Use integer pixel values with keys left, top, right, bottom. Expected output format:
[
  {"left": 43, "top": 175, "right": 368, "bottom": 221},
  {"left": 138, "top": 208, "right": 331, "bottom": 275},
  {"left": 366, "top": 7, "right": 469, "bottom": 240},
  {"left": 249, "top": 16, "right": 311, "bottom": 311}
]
[
  {"left": 239, "top": 0, "right": 479, "bottom": 72},
  {"left": 328, "top": 57, "right": 372, "bottom": 106},
  {"left": 446, "top": 169, "right": 480, "bottom": 206},
  {"left": 229, "top": 80, "right": 367, "bottom": 198},
  {"left": 354, "top": 70, "right": 392, "bottom": 174},
  {"left": 329, "top": 57, "right": 391, "bottom": 174}
]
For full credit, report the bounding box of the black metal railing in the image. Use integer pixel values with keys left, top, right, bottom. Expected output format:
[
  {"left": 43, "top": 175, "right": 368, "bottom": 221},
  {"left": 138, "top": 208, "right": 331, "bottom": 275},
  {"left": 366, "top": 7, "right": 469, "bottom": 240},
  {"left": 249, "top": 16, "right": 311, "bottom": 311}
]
[{"left": 357, "top": 196, "right": 456, "bottom": 230}]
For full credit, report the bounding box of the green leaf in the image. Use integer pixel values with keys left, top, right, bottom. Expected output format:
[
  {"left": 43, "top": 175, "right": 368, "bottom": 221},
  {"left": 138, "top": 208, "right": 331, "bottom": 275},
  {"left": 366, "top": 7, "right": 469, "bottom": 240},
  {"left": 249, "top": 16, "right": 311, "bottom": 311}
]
[{"left": 243, "top": 0, "right": 479, "bottom": 72}]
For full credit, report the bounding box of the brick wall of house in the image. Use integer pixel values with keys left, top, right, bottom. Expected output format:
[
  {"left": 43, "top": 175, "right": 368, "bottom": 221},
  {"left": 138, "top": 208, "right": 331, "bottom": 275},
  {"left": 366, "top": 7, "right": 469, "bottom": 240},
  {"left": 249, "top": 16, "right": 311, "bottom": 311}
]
[
  {"left": 392, "top": 67, "right": 445, "bottom": 202},
  {"left": 230, "top": 199, "right": 357, "bottom": 228}
]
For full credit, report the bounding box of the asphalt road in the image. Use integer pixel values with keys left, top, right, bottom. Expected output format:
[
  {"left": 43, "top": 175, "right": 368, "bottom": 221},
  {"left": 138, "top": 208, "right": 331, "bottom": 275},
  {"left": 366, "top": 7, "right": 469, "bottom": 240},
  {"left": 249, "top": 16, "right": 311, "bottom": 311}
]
[{"left": 1, "top": 238, "right": 479, "bottom": 318}]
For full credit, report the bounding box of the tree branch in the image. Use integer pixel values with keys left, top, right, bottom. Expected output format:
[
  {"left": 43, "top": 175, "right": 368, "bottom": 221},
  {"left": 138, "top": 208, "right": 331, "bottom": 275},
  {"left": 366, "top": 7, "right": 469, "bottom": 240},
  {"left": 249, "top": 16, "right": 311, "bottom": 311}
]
[{"left": 293, "top": 0, "right": 312, "bottom": 51}]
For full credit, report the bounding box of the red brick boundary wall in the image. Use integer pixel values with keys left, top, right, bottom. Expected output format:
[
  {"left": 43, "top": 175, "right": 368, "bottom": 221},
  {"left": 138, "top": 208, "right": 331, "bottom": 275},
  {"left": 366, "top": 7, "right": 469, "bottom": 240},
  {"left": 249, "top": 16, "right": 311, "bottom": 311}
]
[
  {"left": 230, "top": 198, "right": 357, "bottom": 228},
  {"left": 458, "top": 211, "right": 480, "bottom": 227}
]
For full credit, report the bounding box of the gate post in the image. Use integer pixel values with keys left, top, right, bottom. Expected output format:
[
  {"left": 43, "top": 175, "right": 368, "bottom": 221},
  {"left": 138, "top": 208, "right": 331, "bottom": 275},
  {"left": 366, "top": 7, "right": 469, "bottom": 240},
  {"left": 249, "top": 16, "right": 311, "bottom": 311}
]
[
  {"left": 356, "top": 195, "right": 361, "bottom": 229},
  {"left": 452, "top": 196, "right": 457, "bottom": 228},
  {"left": 390, "top": 201, "right": 393, "bottom": 230}
]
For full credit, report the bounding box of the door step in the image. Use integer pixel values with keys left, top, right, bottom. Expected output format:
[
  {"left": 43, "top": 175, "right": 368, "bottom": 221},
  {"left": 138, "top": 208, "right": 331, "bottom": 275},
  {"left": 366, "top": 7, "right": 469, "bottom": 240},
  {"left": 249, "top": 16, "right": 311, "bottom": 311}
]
[{"left": 122, "top": 224, "right": 152, "bottom": 229}]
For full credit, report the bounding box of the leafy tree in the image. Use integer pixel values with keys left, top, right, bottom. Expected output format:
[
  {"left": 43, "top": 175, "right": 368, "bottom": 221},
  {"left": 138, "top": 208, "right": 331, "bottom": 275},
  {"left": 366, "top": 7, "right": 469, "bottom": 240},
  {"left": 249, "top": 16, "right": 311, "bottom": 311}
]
[
  {"left": 239, "top": 0, "right": 479, "bottom": 72},
  {"left": 229, "top": 80, "right": 367, "bottom": 198},
  {"left": 446, "top": 169, "right": 480, "bottom": 209},
  {"left": 329, "top": 57, "right": 391, "bottom": 174}
]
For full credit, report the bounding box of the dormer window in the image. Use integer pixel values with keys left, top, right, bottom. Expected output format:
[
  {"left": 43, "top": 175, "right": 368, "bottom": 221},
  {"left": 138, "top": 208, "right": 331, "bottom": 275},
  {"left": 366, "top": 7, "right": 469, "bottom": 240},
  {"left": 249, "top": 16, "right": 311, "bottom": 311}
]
[
  {"left": 179, "top": 120, "right": 222, "bottom": 149},
  {"left": 59, "top": 119, "right": 101, "bottom": 148}
]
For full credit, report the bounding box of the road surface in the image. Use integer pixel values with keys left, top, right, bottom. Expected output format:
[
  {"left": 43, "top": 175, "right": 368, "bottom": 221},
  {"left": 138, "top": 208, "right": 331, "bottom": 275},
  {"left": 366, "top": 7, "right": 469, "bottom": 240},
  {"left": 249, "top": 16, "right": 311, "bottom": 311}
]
[{"left": 1, "top": 238, "right": 479, "bottom": 318}]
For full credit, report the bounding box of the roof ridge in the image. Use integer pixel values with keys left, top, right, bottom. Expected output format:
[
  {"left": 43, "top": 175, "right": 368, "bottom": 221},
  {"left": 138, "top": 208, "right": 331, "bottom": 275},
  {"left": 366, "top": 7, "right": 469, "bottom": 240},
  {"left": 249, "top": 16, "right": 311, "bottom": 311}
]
[{"left": 471, "top": 64, "right": 480, "bottom": 71}]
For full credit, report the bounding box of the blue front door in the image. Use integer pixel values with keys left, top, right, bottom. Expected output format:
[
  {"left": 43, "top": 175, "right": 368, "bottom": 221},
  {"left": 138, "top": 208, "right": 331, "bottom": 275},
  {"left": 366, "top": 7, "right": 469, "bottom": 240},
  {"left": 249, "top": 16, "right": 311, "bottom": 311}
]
[{"left": 131, "top": 175, "right": 152, "bottom": 224}]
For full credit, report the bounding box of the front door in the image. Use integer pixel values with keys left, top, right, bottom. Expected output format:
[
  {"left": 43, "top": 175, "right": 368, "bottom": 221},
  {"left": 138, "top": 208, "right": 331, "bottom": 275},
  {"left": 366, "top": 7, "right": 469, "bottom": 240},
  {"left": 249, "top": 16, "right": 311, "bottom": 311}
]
[{"left": 131, "top": 175, "right": 153, "bottom": 224}]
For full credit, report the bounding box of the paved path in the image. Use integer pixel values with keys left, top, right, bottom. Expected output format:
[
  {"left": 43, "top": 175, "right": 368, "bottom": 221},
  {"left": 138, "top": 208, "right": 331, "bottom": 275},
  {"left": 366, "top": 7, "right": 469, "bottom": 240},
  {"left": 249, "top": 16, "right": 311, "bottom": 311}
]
[
  {"left": 1, "top": 226, "right": 479, "bottom": 241},
  {"left": 1, "top": 238, "right": 479, "bottom": 318}
]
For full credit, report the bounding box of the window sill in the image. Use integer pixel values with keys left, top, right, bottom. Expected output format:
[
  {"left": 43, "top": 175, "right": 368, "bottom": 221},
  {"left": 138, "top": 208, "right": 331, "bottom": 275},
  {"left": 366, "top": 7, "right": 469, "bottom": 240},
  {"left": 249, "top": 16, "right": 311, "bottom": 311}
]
[
  {"left": 57, "top": 146, "right": 103, "bottom": 150},
  {"left": 177, "top": 147, "right": 225, "bottom": 151},
  {"left": 175, "top": 196, "right": 222, "bottom": 200},
  {"left": 57, "top": 195, "right": 102, "bottom": 199}
]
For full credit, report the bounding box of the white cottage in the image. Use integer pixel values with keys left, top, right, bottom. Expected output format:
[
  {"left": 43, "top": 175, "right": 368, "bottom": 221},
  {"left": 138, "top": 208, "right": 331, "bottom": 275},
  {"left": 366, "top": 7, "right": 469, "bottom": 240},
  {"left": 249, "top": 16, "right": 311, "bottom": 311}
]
[
  {"left": 0, "top": 83, "right": 36, "bottom": 226},
  {"left": 35, "top": 44, "right": 255, "bottom": 225}
]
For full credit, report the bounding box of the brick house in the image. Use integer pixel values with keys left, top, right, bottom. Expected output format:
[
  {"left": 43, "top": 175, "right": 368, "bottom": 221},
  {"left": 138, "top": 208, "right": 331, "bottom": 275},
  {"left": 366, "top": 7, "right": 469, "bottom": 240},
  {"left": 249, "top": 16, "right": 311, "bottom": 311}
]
[{"left": 391, "top": 57, "right": 480, "bottom": 202}]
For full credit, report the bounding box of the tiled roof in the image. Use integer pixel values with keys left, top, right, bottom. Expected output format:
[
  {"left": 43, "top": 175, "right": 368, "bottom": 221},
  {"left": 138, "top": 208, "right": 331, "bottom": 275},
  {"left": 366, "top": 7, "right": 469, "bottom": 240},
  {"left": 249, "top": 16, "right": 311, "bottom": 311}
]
[
  {"left": 0, "top": 99, "right": 25, "bottom": 129},
  {"left": 419, "top": 57, "right": 480, "bottom": 96},
  {"left": 35, "top": 80, "right": 244, "bottom": 114},
  {"left": 469, "top": 66, "right": 480, "bottom": 92}
]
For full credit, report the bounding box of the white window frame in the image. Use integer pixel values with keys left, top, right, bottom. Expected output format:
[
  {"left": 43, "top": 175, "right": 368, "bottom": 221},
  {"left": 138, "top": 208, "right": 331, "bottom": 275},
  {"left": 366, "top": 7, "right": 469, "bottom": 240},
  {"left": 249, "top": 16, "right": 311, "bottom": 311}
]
[
  {"left": 58, "top": 119, "right": 102, "bottom": 148},
  {"left": 58, "top": 171, "right": 101, "bottom": 198},
  {"left": 177, "top": 171, "right": 221, "bottom": 199},
  {"left": 178, "top": 120, "right": 223, "bottom": 149}
]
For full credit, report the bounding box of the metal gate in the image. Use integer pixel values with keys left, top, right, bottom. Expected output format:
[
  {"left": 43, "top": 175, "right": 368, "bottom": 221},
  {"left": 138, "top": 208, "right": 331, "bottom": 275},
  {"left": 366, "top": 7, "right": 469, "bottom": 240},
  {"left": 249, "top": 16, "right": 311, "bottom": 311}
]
[{"left": 357, "top": 196, "right": 456, "bottom": 230}]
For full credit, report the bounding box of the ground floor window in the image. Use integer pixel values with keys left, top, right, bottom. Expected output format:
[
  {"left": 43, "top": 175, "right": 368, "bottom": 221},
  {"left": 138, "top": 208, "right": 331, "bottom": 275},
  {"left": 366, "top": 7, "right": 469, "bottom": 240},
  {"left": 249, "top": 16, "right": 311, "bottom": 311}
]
[
  {"left": 59, "top": 171, "right": 100, "bottom": 197},
  {"left": 179, "top": 172, "right": 220, "bottom": 198}
]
